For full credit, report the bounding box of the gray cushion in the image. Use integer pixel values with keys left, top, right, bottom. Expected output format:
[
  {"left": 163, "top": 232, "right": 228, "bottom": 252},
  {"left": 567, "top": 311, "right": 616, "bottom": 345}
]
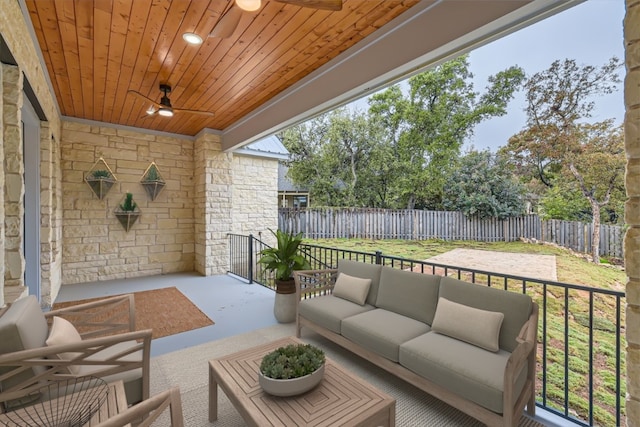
[
  {"left": 0, "top": 296, "right": 49, "bottom": 400},
  {"left": 431, "top": 297, "right": 504, "bottom": 352},
  {"left": 438, "top": 276, "right": 532, "bottom": 352},
  {"left": 341, "top": 309, "right": 430, "bottom": 362},
  {"left": 333, "top": 273, "right": 371, "bottom": 305},
  {"left": 337, "top": 260, "right": 382, "bottom": 306},
  {"left": 299, "top": 295, "right": 375, "bottom": 334},
  {"left": 399, "top": 332, "right": 528, "bottom": 414},
  {"left": 374, "top": 267, "right": 440, "bottom": 324}
]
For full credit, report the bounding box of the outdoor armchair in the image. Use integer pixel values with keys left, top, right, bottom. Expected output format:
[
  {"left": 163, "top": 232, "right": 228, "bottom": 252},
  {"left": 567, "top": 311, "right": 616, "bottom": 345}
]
[
  {"left": 0, "top": 294, "right": 151, "bottom": 411},
  {"left": 95, "top": 386, "right": 184, "bottom": 427}
]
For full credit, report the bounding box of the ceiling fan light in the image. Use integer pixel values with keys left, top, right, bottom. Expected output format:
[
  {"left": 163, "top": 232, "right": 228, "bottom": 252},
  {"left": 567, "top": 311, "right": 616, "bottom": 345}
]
[
  {"left": 158, "top": 107, "right": 174, "bottom": 117},
  {"left": 235, "top": 0, "right": 261, "bottom": 12},
  {"left": 182, "top": 32, "right": 203, "bottom": 45}
]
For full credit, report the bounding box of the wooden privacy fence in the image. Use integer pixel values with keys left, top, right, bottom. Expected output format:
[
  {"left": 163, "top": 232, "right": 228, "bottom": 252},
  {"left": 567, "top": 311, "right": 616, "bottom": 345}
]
[{"left": 278, "top": 208, "right": 625, "bottom": 258}]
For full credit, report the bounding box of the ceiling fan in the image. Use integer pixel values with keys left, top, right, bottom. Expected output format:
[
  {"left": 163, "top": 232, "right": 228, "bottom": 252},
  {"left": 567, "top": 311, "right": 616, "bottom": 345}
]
[
  {"left": 127, "top": 84, "right": 214, "bottom": 118},
  {"left": 210, "top": 0, "right": 343, "bottom": 38}
]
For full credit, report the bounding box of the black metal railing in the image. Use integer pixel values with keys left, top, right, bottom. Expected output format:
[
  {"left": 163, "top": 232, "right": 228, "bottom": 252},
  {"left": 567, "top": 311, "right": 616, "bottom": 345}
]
[{"left": 228, "top": 235, "right": 626, "bottom": 426}]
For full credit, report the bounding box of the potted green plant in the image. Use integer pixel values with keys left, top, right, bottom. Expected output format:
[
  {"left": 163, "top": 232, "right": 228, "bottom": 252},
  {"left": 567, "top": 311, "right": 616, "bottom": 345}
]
[
  {"left": 114, "top": 192, "right": 141, "bottom": 232},
  {"left": 140, "top": 162, "right": 165, "bottom": 201},
  {"left": 258, "top": 343, "right": 325, "bottom": 396},
  {"left": 258, "top": 229, "right": 310, "bottom": 323},
  {"left": 85, "top": 169, "right": 116, "bottom": 200}
]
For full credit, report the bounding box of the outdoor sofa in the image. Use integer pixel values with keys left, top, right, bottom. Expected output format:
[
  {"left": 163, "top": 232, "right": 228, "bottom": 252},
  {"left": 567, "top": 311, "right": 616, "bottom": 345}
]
[
  {"left": 295, "top": 259, "right": 539, "bottom": 427},
  {"left": 0, "top": 294, "right": 151, "bottom": 411}
]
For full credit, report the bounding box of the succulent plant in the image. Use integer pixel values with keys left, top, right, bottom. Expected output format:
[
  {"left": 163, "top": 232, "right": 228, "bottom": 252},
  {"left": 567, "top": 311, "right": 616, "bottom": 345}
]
[
  {"left": 143, "top": 165, "right": 160, "bottom": 181},
  {"left": 90, "top": 169, "right": 112, "bottom": 179},
  {"left": 119, "top": 192, "right": 137, "bottom": 212},
  {"left": 260, "top": 344, "right": 325, "bottom": 380}
]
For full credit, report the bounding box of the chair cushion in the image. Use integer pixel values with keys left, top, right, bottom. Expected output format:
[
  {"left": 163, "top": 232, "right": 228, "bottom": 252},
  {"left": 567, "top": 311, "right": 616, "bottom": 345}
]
[
  {"left": 299, "top": 295, "right": 375, "bottom": 334},
  {"left": 431, "top": 298, "right": 504, "bottom": 352},
  {"left": 375, "top": 267, "right": 440, "bottom": 324},
  {"left": 333, "top": 273, "right": 371, "bottom": 305},
  {"left": 337, "top": 260, "right": 382, "bottom": 306},
  {"left": 399, "top": 332, "right": 528, "bottom": 414},
  {"left": 45, "top": 316, "right": 83, "bottom": 375},
  {"left": 0, "top": 296, "right": 49, "bottom": 402},
  {"left": 341, "top": 309, "right": 430, "bottom": 362},
  {"left": 76, "top": 341, "right": 144, "bottom": 405},
  {"left": 439, "top": 277, "right": 532, "bottom": 352}
]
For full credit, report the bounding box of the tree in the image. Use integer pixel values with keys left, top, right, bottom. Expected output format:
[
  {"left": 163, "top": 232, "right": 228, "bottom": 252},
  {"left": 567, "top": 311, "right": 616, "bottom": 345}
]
[
  {"left": 442, "top": 150, "right": 525, "bottom": 219},
  {"left": 369, "top": 55, "right": 524, "bottom": 209},
  {"left": 502, "top": 58, "right": 623, "bottom": 263}
]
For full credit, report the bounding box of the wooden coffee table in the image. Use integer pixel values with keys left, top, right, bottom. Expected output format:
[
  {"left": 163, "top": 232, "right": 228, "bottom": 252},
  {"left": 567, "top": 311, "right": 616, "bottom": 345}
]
[{"left": 209, "top": 336, "right": 396, "bottom": 426}]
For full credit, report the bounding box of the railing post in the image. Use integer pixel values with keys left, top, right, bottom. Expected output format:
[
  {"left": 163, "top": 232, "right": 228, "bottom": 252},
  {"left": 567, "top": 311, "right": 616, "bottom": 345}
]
[
  {"left": 375, "top": 251, "right": 382, "bottom": 265},
  {"left": 248, "top": 234, "right": 254, "bottom": 284}
]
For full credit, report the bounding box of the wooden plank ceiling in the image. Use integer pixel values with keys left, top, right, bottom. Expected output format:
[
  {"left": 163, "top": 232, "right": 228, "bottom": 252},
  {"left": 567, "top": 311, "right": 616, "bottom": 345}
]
[{"left": 25, "top": 0, "right": 420, "bottom": 136}]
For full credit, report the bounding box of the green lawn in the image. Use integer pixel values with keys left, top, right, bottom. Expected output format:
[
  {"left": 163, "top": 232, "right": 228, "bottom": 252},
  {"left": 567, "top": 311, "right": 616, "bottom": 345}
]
[{"left": 304, "top": 238, "right": 627, "bottom": 425}]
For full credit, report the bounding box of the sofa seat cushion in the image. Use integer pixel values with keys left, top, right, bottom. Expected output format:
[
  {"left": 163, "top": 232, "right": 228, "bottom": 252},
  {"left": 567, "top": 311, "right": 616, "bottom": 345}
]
[
  {"left": 341, "top": 309, "right": 430, "bottom": 362},
  {"left": 299, "top": 296, "right": 375, "bottom": 334},
  {"left": 399, "top": 332, "right": 528, "bottom": 414},
  {"left": 76, "top": 341, "right": 143, "bottom": 404}
]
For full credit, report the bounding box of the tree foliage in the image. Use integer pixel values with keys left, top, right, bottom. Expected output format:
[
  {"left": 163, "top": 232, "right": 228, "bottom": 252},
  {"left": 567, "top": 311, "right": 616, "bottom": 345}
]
[
  {"left": 501, "top": 58, "right": 624, "bottom": 262},
  {"left": 442, "top": 151, "right": 526, "bottom": 219},
  {"left": 282, "top": 55, "right": 524, "bottom": 211}
]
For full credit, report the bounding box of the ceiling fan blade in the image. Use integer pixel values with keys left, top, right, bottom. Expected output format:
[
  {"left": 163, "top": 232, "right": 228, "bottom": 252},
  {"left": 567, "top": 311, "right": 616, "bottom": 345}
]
[
  {"left": 276, "top": 0, "right": 342, "bottom": 11},
  {"left": 127, "top": 89, "right": 158, "bottom": 106},
  {"left": 173, "top": 107, "right": 214, "bottom": 117},
  {"left": 209, "top": 4, "right": 243, "bottom": 38}
]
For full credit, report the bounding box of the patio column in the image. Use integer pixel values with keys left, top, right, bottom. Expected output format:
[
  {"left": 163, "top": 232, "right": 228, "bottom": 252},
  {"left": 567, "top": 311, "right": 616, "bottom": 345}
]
[
  {"left": 625, "top": 0, "right": 640, "bottom": 425},
  {"left": 194, "top": 131, "right": 232, "bottom": 276},
  {"left": 0, "top": 65, "right": 5, "bottom": 306},
  {"left": 2, "top": 63, "right": 25, "bottom": 293}
]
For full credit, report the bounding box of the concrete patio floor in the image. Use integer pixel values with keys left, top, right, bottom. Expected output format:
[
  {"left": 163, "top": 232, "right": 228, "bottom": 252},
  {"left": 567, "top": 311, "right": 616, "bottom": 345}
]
[{"left": 54, "top": 272, "right": 278, "bottom": 357}]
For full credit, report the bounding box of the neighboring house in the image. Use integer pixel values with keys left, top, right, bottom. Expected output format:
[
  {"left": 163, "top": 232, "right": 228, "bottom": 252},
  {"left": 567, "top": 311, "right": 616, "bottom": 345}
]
[
  {"left": 238, "top": 136, "right": 310, "bottom": 208},
  {"left": 278, "top": 165, "right": 309, "bottom": 208}
]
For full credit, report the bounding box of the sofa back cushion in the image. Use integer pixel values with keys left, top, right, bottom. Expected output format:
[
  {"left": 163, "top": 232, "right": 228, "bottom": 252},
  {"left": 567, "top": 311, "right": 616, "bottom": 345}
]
[
  {"left": 0, "top": 295, "right": 49, "bottom": 406},
  {"left": 337, "top": 260, "right": 382, "bottom": 306},
  {"left": 375, "top": 267, "right": 440, "bottom": 324},
  {"left": 438, "top": 276, "right": 532, "bottom": 352}
]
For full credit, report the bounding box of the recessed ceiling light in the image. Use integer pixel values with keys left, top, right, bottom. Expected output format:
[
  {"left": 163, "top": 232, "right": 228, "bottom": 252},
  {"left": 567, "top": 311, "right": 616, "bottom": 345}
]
[
  {"left": 236, "top": 0, "right": 261, "bottom": 12},
  {"left": 182, "top": 32, "right": 203, "bottom": 45}
]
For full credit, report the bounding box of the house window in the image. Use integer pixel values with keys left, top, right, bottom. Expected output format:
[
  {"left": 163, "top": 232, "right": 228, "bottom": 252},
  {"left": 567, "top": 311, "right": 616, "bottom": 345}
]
[{"left": 293, "top": 195, "right": 307, "bottom": 208}]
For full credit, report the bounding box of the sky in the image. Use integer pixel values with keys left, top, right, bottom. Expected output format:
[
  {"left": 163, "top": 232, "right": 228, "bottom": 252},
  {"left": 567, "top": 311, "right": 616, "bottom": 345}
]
[
  {"left": 466, "top": 0, "right": 625, "bottom": 152},
  {"left": 347, "top": 0, "right": 625, "bottom": 153}
]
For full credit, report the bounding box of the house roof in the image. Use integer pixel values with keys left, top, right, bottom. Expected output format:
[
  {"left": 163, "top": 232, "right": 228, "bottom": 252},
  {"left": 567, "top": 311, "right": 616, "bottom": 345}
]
[
  {"left": 20, "top": 0, "right": 580, "bottom": 151},
  {"left": 235, "top": 135, "right": 289, "bottom": 160}
]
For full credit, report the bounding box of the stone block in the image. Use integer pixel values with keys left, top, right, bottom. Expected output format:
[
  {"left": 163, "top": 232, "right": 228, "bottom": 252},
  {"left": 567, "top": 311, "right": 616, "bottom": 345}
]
[
  {"left": 149, "top": 251, "right": 183, "bottom": 263},
  {"left": 625, "top": 4, "right": 640, "bottom": 44},
  {"left": 626, "top": 70, "right": 640, "bottom": 110},
  {"left": 626, "top": 228, "right": 640, "bottom": 279},
  {"left": 628, "top": 305, "right": 640, "bottom": 345},
  {"left": 157, "top": 218, "right": 178, "bottom": 229},
  {"left": 119, "top": 246, "right": 148, "bottom": 258},
  {"left": 628, "top": 346, "right": 640, "bottom": 397}
]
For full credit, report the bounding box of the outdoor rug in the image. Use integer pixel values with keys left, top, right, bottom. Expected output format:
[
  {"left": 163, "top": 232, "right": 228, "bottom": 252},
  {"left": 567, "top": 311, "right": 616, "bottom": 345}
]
[
  {"left": 149, "top": 324, "right": 547, "bottom": 427},
  {"left": 52, "top": 287, "right": 213, "bottom": 339}
]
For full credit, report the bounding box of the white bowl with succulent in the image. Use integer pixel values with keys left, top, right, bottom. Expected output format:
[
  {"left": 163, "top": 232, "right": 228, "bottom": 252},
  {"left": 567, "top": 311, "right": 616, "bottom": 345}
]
[{"left": 258, "top": 343, "right": 325, "bottom": 397}]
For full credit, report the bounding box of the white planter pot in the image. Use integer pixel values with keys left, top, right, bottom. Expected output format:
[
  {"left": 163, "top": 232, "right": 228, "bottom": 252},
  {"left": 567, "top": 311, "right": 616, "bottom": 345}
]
[
  {"left": 273, "top": 292, "right": 296, "bottom": 323},
  {"left": 258, "top": 364, "right": 325, "bottom": 397}
]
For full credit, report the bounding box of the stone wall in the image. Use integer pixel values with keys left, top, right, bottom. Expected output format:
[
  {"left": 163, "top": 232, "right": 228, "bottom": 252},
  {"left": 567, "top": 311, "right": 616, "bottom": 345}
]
[
  {"left": 60, "top": 121, "right": 195, "bottom": 284},
  {"left": 232, "top": 154, "right": 279, "bottom": 244},
  {"left": 626, "top": 1, "right": 640, "bottom": 424},
  {"left": 194, "top": 132, "right": 232, "bottom": 276},
  {"left": 1, "top": 0, "right": 63, "bottom": 306}
]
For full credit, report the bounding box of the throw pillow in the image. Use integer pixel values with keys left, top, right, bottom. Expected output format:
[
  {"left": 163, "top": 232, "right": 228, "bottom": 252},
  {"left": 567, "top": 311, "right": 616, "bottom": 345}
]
[
  {"left": 332, "top": 273, "right": 372, "bottom": 305},
  {"left": 431, "top": 297, "right": 504, "bottom": 352},
  {"left": 45, "top": 316, "right": 83, "bottom": 375}
]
